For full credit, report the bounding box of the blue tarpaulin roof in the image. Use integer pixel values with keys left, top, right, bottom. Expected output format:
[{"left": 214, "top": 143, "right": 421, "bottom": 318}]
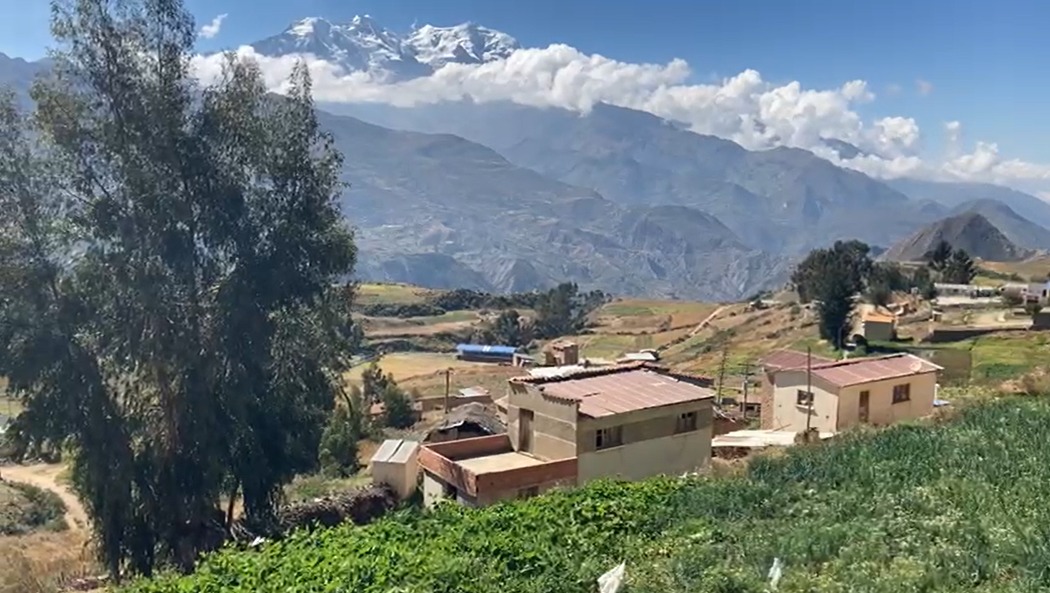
[{"left": 456, "top": 343, "right": 518, "bottom": 356}]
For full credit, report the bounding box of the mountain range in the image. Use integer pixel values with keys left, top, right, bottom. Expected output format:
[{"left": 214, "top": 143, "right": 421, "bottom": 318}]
[{"left": 3, "top": 15, "right": 1050, "bottom": 299}]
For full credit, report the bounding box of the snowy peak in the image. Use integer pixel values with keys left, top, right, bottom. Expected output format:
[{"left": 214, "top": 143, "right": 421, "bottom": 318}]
[
  {"left": 405, "top": 23, "right": 520, "bottom": 68},
  {"left": 251, "top": 15, "right": 519, "bottom": 80}
]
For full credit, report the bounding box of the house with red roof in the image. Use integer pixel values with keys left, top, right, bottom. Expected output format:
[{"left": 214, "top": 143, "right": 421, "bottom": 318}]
[
  {"left": 766, "top": 352, "right": 942, "bottom": 433},
  {"left": 416, "top": 363, "right": 716, "bottom": 508}
]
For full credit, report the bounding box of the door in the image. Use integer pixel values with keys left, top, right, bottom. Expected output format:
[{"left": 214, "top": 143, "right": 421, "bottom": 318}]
[
  {"left": 858, "top": 391, "right": 870, "bottom": 423},
  {"left": 519, "top": 409, "right": 534, "bottom": 452}
]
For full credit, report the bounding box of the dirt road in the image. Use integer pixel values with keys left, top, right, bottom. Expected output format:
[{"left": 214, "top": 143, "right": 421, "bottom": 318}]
[
  {"left": 688, "top": 305, "right": 728, "bottom": 337},
  {"left": 1, "top": 463, "right": 89, "bottom": 531}
]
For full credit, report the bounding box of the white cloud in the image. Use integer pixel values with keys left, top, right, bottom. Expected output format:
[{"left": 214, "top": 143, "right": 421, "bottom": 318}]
[
  {"left": 189, "top": 44, "right": 1050, "bottom": 196},
  {"left": 916, "top": 79, "right": 934, "bottom": 96},
  {"left": 199, "top": 14, "right": 228, "bottom": 39}
]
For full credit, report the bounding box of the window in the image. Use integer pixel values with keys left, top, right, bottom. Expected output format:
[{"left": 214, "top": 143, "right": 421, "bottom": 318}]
[
  {"left": 796, "top": 389, "right": 813, "bottom": 406},
  {"left": 675, "top": 411, "right": 698, "bottom": 433},
  {"left": 595, "top": 426, "right": 623, "bottom": 450},
  {"left": 892, "top": 383, "right": 911, "bottom": 404}
]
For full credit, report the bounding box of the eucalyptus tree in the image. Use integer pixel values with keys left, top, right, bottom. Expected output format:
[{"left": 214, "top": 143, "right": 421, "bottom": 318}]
[{"left": 0, "top": 0, "right": 357, "bottom": 577}]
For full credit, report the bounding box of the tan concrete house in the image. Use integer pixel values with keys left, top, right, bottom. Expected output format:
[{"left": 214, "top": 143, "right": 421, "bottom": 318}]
[
  {"left": 769, "top": 353, "right": 942, "bottom": 433},
  {"left": 861, "top": 311, "right": 897, "bottom": 342},
  {"left": 417, "top": 363, "right": 716, "bottom": 508},
  {"left": 758, "top": 349, "right": 834, "bottom": 429}
]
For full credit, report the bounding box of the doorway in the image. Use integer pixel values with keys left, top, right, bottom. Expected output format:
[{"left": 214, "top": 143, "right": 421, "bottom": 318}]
[
  {"left": 519, "top": 409, "right": 534, "bottom": 452},
  {"left": 859, "top": 391, "right": 870, "bottom": 423}
]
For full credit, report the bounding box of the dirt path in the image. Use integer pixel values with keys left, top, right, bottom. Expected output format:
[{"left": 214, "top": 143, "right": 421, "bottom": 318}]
[
  {"left": 687, "top": 305, "right": 728, "bottom": 337},
  {"left": 2, "top": 463, "right": 89, "bottom": 531}
]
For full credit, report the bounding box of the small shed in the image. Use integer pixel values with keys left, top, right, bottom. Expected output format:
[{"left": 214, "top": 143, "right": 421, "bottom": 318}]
[
  {"left": 544, "top": 340, "right": 580, "bottom": 366},
  {"left": 455, "top": 343, "right": 519, "bottom": 363},
  {"left": 369, "top": 439, "right": 420, "bottom": 500},
  {"left": 424, "top": 403, "right": 506, "bottom": 444},
  {"left": 862, "top": 311, "right": 896, "bottom": 342}
]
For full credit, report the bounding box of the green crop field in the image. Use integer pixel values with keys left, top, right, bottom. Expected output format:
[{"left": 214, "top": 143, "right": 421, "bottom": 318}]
[{"left": 126, "top": 399, "right": 1050, "bottom": 593}]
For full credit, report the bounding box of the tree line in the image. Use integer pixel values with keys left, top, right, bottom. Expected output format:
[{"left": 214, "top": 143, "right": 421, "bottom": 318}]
[
  {"left": 791, "top": 239, "right": 977, "bottom": 348},
  {"left": 469, "top": 283, "right": 608, "bottom": 348}
]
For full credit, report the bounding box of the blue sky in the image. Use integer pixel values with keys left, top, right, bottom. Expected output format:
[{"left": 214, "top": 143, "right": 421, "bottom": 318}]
[{"left": 2, "top": 0, "right": 1048, "bottom": 182}]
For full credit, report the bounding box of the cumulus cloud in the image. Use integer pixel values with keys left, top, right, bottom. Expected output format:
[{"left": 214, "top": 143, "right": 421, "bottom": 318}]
[
  {"left": 916, "top": 79, "right": 934, "bottom": 96},
  {"left": 188, "top": 44, "right": 1050, "bottom": 196},
  {"left": 199, "top": 14, "right": 228, "bottom": 39}
]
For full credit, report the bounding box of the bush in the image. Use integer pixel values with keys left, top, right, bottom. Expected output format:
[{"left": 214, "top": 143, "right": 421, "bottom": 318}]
[{"left": 0, "top": 480, "right": 67, "bottom": 535}]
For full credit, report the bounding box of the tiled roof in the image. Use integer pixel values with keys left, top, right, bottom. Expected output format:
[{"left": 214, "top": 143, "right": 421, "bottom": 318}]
[
  {"left": 809, "top": 353, "right": 941, "bottom": 388},
  {"left": 760, "top": 349, "right": 835, "bottom": 371},
  {"left": 537, "top": 368, "right": 715, "bottom": 418}
]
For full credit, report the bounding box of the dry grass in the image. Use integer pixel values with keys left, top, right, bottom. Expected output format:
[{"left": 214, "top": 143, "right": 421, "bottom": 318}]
[
  {"left": 594, "top": 299, "right": 719, "bottom": 333},
  {"left": 978, "top": 256, "right": 1050, "bottom": 282},
  {"left": 344, "top": 353, "right": 493, "bottom": 386},
  {"left": 0, "top": 531, "right": 98, "bottom": 593},
  {"left": 355, "top": 283, "right": 440, "bottom": 306},
  {"left": 361, "top": 311, "right": 480, "bottom": 337}
]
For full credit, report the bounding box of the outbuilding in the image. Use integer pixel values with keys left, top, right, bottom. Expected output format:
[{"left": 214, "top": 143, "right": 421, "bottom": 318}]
[{"left": 455, "top": 343, "right": 519, "bottom": 363}]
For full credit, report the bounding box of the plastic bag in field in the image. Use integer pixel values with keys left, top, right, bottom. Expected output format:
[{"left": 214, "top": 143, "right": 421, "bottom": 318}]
[
  {"left": 598, "top": 561, "right": 626, "bottom": 593},
  {"left": 767, "top": 557, "right": 783, "bottom": 591}
]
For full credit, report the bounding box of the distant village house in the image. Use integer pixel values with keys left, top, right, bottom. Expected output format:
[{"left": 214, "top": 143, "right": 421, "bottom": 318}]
[
  {"left": 861, "top": 311, "right": 897, "bottom": 342},
  {"left": 455, "top": 343, "right": 520, "bottom": 363}
]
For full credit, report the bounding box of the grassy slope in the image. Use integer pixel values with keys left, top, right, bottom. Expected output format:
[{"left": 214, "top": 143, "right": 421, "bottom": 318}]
[{"left": 125, "top": 399, "right": 1050, "bottom": 593}]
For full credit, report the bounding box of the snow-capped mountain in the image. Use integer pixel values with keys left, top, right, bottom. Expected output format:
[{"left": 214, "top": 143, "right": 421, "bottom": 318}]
[
  {"left": 250, "top": 15, "right": 519, "bottom": 81},
  {"left": 404, "top": 23, "right": 520, "bottom": 69}
]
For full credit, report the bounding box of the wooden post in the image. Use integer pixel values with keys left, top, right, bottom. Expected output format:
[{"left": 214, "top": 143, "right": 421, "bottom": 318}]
[
  {"left": 444, "top": 368, "right": 451, "bottom": 413},
  {"left": 804, "top": 346, "right": 813, "bottom": 433},
  {"left": 740, "top": 361, "right": 751, "bottom": 417},
  {"left": 716, "top": 347, "right": 728, "bottom": 406}
]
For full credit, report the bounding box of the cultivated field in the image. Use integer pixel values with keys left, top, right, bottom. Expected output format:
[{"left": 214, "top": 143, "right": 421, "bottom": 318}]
[{"left": 978, "top": 256, "right": 1050, "bottom": 282}]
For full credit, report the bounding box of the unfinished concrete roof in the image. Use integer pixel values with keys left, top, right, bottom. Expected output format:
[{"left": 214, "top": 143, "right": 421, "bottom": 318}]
[
  {"left": 537, "top": 368, "right": 715, "bottom": 418},
  {"left": 760, "top": 349, "right": 835, "bottom": 371},
  {"left": 808, "top": 353, "right": 942, "bottom": 388}
]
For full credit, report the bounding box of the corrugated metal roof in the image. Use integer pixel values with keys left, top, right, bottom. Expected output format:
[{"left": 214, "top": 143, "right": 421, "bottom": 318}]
[
  {"left": 539, "top": 369, "right": 715, "bottom": 418},
  {"left": 458, "top": 386, "right": 491, "bottom": 397},
  {"left": 760, "top": 349, "right": 835, "bottom": 371},
  {"left": 809, "top": 353, "right": 942, "bottom": 388},
  {"left": 370, "top": 439, "right": 420, "bottom": 464},
  {"left": 456, "top": 343, "right": 518, "bottom": 356}
]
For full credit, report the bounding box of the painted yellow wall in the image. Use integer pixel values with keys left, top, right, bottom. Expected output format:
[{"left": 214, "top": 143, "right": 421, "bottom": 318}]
[
  {"left": 576, "top": 401, "right": 713, "bottom": 483},
  {"left": 836, "top": 371, "right": 937, "bottom": 430},
  {"left": 772, "top": 369, "right": 839, "bottom": 433},
  {"left": 506, "top": 383, "right": 578, "bottom": 460},
  {"left": 774, "top": 369, "right": 938, "bottom": 433}
]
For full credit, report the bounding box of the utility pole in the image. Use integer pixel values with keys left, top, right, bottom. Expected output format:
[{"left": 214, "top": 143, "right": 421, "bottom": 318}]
[
  {"left": 804, "top": 346, "right": 814, "bottom": 433},
  {"left": 740, "top": 361, "right": 751, "bottom": 418},
  {"left": 443, "top": 368, "right": 452, "bottom": 413},
  {"left": 716, "top": 347, "right": 728, "bottom": 406}
]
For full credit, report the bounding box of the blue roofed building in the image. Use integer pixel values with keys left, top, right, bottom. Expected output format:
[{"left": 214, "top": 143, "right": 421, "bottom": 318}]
[{"left": 456, "top": 343, "right": 520, "bottom": 363}]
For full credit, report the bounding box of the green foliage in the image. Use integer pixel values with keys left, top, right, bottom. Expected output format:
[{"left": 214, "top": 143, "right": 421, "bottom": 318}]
[
  {"left": 381, "top": 384, "right": 416, "bottom": 430},
  {"left": 1025, "top": 301, "right": 1043, "bottom": 320},
  {"left": 943, "top": 249, "right": 978, "bottom": 284},
  {"left": 124, "top": 399, "right": 1050, "bottom": 593},
  {"left": 0, "top": 480, "right": 68, "bottom": 535},
  {"left": 317, "top": 386, "right": 366, "bottom": 478},
  {"left": 0, "top": 0, "right": 356, "bottom": 577},
  {"left": 924, "top": 239, "right": 954, "bottom": 272},
  {"left": 360, "top": 363, "right": 392, "bottom": 402},
  {"left": 473, "top": 309, "right": 533, "bottom": 347},
  {"left": 792, "top": 241, "right": 871, "bottom": 348},
  {"left": 533, "top": 282, "right": 607, "bottom": 339}
]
